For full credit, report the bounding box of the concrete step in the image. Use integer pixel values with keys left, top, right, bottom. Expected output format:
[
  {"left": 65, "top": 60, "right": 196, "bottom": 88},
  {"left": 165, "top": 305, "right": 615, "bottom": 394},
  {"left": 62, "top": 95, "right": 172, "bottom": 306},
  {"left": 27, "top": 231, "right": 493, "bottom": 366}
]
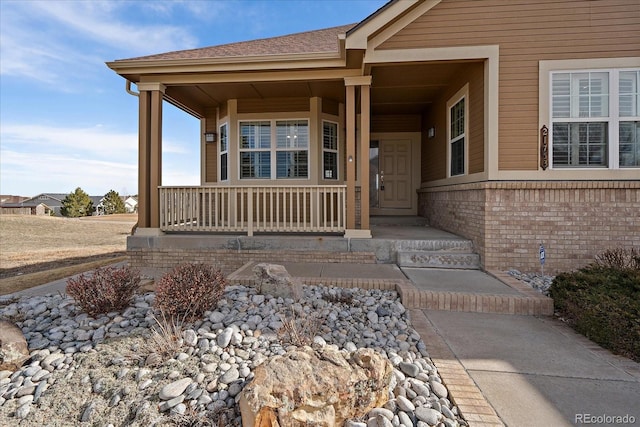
[
  {"left": 397, "top": 251, "right": 481, "bottom": 269},
  {"left": 393, "top": 239, "right": 474, "bottom": 252}
]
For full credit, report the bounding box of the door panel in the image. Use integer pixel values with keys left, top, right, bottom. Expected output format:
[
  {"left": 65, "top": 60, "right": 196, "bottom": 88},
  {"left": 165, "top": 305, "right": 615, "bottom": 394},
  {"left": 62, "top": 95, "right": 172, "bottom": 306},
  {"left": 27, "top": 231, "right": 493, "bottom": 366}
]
[{"left": 380, "top": 140, "right": 412, "bottom": 209}]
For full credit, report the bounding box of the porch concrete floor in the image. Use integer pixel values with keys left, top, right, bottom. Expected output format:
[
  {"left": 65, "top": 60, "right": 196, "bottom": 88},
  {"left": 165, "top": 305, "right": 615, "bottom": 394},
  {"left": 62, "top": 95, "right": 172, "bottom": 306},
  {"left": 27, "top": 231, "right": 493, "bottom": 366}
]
[{"left": 369, "top": 216, "right": 467, "bottom": 240}]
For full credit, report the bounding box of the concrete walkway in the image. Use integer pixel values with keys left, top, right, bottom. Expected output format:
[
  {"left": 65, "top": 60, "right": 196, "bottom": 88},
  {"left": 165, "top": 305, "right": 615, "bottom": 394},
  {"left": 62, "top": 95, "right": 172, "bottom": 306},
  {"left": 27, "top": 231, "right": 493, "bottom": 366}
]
[
  {"left": 4, "top": 261, "right": 640, "bottom": 427},
  {"left": 423, "top": 310, "right": 640, "bottom": 427}
]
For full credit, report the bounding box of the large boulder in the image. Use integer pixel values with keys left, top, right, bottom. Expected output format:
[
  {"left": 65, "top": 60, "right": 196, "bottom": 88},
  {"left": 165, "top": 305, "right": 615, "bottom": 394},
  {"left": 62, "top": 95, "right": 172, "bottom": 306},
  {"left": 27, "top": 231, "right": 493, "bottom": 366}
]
[
  {"left": 0, "top": 320, "right": 30, "bottom": 371},
  {"left": 239, "top": 346, "right": 393, "bottom": 427},
  {"left": 252, "top": 263, "right": 302, "bottom": 300}
]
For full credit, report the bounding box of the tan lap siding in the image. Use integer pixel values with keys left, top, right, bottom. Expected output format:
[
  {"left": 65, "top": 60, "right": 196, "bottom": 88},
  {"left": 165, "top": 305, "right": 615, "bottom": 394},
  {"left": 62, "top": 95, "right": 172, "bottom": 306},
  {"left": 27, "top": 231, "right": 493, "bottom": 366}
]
[
  {"left": 421, "top": 61, "right": 484, "bottom": 181},
  {"left": 380, "top": 0, "right": 640, "bottom": 171},
  {"left": 237, "top": 98, "right": 310, "bottom": 114}
]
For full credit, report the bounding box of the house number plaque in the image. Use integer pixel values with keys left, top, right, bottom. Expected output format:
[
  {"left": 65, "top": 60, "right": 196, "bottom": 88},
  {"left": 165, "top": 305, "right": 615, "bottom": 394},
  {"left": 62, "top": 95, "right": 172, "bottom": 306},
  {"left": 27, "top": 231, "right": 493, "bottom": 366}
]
[{"left": 540, "top": 125, "right": 549, "bottom": 170}]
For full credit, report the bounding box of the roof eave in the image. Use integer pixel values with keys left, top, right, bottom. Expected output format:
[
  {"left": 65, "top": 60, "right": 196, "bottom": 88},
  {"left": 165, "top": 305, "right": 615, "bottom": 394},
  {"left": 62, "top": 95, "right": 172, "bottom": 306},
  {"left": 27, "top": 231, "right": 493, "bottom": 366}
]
[{"left": 107, "top": 50, "right": 347, "bottom": 80}]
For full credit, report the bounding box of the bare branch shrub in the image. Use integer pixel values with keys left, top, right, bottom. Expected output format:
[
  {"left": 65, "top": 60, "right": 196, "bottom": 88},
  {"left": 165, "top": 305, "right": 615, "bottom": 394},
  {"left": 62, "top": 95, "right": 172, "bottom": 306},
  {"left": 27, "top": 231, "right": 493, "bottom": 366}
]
[
  {"left": 154, "top": 263, "right": 227, "bottom": 321},
  {"left": 594, "top": 248, "right": 640, "bottom": 270},
  {"left": 66, "top": 265, "right": 141, "bottom": 317}
]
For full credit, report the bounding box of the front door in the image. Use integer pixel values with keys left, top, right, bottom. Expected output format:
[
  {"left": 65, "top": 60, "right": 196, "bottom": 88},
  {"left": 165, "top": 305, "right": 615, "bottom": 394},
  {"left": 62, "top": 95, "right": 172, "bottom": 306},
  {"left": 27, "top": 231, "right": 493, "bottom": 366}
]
[{"left": 370, "top": 139, "right": 412, "bottom": 211}]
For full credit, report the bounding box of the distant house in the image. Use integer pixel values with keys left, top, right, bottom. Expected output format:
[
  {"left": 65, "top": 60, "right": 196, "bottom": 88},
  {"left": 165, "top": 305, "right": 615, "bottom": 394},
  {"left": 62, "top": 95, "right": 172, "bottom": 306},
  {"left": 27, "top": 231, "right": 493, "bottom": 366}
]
[
  {"left": 13, "top": 193, "right": 68, "bottom": 216},
  {"left": 124, "top": 196, "right": 138, "bottom": 213},
  {"left": 0, "top": 195, "right": 31, "bottom": 215}
]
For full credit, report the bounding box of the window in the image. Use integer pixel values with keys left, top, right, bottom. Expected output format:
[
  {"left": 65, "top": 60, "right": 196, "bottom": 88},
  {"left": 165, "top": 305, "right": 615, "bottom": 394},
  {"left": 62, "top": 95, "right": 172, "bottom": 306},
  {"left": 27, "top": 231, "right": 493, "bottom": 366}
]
[
  {"left": 322, "top": 121, "right": 338, "bottom": 180},
  {"left": 619, "top": 70, "right": 640, "bottom": 167},
  {"left": 551, "top": 69, "right": 640, "bottom": 168},
  {"left": 276, "top": 120, "right": 308, "bottom": 178},
  {"left": 219, "top": 123, "right": 228, "bottom": 181},
  {"left": 240, "top": 121, "right": 271, "bottom": 179},
  {"left": 239, "top": 119, "right": 309, "bottom": 179},
  {"left": 448, "top": 95, "right": 466, "bottom": 176}
]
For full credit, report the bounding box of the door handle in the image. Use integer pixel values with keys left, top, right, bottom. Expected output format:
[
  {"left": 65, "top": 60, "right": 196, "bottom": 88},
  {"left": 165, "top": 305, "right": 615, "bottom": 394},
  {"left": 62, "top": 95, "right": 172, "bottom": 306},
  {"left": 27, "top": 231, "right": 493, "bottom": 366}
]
[{"left": 380, "top": 171, "right": 384, "bottom": 190}]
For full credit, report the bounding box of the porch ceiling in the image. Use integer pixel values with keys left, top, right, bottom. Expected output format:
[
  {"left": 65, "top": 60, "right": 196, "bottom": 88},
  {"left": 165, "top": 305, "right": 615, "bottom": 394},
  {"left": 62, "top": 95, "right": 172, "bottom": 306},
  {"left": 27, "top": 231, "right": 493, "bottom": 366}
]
[{"left": 164, "top": 61, "right": 471, "bottom": 117}]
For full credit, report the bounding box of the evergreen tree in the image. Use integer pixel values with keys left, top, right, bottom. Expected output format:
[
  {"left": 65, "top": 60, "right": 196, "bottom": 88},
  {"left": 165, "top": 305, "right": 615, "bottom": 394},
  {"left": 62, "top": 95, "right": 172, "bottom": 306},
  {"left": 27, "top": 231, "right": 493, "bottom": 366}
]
[
  {"left": 61, "top": 187, "right": 93, "bottom": 217},
  {"left": 102, "top": 190, "right": 126, "bottom": 215}
]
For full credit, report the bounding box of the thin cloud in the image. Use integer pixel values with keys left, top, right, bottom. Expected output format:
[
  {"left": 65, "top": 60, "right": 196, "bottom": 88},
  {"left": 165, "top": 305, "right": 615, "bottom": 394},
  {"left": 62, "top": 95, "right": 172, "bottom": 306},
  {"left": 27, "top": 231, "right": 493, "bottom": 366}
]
[
  {"left": 1, "top": 124, "right": 138, "bottom": 158},
  {"left": 0, "top": 150, "right": 137, "bottom": 196}
]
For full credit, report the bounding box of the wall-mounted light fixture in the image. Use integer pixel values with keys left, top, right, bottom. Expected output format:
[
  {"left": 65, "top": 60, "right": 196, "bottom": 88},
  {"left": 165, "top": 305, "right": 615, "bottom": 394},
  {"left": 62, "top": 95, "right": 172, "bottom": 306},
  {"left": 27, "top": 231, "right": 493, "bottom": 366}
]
[
  {"left": 427, "top": 127, "right": 436, "bottom": 139},
  {"left": 348, "top": 155, "right": 353, "bottom": 162},
  {"left": 204, "top": 132, "right": 217, "bottom": 143}
]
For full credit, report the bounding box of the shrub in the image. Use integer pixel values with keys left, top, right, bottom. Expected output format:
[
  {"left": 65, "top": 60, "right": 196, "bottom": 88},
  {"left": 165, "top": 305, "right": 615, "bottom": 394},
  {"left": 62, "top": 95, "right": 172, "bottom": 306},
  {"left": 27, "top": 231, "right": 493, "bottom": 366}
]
[
  {"left": 550, "top": 252, "right": 640, "bottom": 362},
  {"left": 154, "top": 263, "right": 226, "bottom": 320},
  {"left": 66, "top": 266, "right": 141, "bottom": 317},
  {"left": 594, "top": 247, "right": 640, "bottom": 270}
]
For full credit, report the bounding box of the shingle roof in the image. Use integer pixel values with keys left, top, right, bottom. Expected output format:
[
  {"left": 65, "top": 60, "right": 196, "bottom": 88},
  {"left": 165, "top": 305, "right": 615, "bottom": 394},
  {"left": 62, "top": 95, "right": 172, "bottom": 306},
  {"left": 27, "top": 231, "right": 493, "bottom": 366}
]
[{"left": 118, "top": 24, "right": 356, "bottom": 62}]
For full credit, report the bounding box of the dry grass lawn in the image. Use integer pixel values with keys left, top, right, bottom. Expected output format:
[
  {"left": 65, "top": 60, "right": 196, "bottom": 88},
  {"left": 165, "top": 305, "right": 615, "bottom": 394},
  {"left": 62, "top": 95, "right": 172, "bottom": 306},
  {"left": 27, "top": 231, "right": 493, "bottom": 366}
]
[{"left": 0, "top": 214, "right": 136, "bottom": 294}]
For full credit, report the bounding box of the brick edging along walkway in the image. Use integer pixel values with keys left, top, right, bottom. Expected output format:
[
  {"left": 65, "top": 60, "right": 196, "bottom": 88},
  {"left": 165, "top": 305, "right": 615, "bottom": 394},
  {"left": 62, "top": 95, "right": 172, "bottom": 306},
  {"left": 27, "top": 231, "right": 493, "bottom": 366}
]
[{"left": 409, "top": 309, "right": 505, "bottom": 427}]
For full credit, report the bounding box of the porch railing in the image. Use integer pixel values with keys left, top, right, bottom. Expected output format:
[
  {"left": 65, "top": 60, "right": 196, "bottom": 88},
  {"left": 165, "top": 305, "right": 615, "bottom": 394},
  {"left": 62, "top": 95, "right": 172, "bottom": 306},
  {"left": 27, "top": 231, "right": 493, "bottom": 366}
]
[{"left": 159, "top": 185, "right": 346, "bottom": 235}]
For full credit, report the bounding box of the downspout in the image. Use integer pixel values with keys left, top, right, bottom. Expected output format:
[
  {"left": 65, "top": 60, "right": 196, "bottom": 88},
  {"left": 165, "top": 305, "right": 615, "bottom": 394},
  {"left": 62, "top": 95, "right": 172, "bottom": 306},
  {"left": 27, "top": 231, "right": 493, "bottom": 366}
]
[
  {"left": 126, "top": 80, "right": 139, "bottom": 97},
  {"left": 125, "top": 80, "right": 139, "bottom": 235}
]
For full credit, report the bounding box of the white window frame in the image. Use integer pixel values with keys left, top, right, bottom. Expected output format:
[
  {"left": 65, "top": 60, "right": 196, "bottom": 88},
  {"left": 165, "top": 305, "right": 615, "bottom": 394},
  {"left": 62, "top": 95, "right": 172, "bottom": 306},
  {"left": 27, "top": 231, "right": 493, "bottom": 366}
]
[
  {"left": 238, "top": 119, "right": 310, "bottom": 180},
  {"left": 447, "top": 84, "right": 469, "bottom": 177},
  {"left": 219, "top": 123, "right": 229, "bottom": 182},
  {"left": 549, "top": 68, "right": 640, "bottom": 169},
  {"left": 322, "top": 120, "right": 339, "bottom": 180}
]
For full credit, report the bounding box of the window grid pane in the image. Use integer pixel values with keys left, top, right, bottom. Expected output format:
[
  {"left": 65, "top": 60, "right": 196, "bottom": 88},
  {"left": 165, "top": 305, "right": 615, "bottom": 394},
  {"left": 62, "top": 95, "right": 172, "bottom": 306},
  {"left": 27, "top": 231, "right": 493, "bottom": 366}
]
[
  {"left": 552, "top": 72, "right": 609, "bottom": 118},
  {"left": 552, "top": 122, "right": 608, "bottom": 167},
  {"left": 240, "top": 152, "right": 270, "bottom": 179},
  {"left": 619, "top": 121, "right": 640, "bottom": 167},
  {"left": 619, "top": 71, "right": 640, "bottom": 118},
  {"left": 323, "top": 122, "right": 338, "bottom": 150},
  {"left": 240, "top": 122, "right": 270, "bottom": 149},
  {"left": 450, "top": 99, "right": 465, "bottom": 139},
  {"left": 276, "top": 120, "right": 308, "bottom": 149},
  {"left": 451, "top": 138, "right": 465, "bottom": 176},
  {"left": 276, "top": 151, "right": 308, "bottom": 178}
]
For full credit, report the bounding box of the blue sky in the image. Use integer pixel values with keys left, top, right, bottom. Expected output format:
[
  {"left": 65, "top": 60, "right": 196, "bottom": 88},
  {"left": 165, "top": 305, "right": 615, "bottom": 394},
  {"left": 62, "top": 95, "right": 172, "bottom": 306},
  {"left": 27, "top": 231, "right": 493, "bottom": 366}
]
[{"left": 0, "top": 0, "right": 387, "bottom": 198}]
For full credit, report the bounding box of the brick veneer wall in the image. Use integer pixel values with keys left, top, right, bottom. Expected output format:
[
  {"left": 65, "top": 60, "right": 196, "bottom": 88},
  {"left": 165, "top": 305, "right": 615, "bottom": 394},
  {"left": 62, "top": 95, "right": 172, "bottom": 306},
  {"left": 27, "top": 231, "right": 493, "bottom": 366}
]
[
  {"left": 129, "top": 248, "right": 375, "bottom": 279},
  {"left": 419, "top": 181, "right": 640, "bottom": 273}
]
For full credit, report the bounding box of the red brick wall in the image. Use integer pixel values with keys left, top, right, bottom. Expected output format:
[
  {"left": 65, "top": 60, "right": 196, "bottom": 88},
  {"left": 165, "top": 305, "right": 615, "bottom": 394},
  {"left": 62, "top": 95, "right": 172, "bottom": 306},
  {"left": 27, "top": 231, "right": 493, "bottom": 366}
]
[{"left": 419, "top": 181, "right": 640, "bottom": 274}]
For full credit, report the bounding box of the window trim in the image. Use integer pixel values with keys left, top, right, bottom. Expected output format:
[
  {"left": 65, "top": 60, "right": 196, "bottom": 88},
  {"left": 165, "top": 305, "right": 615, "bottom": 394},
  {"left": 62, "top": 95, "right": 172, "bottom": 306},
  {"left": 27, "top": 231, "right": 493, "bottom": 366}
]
[
  {"left": 446, "top": 84, "right": 469, "bottom": 178},
  {"left": 322, "top": 120, "right": 339, "bottom": 180},
  {"left": 539, "top": 58, "right": 640, "bottom": 171},
  {"left": 219, "top": 123, "right": 229, "bottom": 182},
  {"left": 237, "top": 118, "right": 310, "bottom": 180}
]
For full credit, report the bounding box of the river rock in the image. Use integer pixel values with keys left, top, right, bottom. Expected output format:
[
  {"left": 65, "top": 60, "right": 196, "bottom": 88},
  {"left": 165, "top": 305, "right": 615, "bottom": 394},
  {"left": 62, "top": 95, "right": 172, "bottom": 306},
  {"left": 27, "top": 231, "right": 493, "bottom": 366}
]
[
  {"left": 239, "top": 346, "right": 392, "bottom": 427},
  {"left": 159, "top": 378, "right": 192, "bottom": 400},
  {"left": 252, "top": 263, "right": 302, "bottom": 300},
  {"left": 0, "top": 320, "right": 30, "bottom": 371}
]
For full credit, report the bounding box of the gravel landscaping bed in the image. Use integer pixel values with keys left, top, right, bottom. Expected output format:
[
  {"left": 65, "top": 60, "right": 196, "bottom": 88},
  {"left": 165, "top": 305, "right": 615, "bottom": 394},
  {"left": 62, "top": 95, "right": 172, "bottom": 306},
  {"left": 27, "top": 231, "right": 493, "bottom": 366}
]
[
  {"left": 0, "top": 285, "right": 466, "bottom": 427},
  {"left": 507, "top": 269, "right": 555, "bottom": 296}
]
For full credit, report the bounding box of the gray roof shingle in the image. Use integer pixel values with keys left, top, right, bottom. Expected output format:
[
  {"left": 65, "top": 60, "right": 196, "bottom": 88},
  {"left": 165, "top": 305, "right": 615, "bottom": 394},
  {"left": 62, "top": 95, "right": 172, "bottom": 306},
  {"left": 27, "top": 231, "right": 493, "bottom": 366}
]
[{"left": 118, "top": 24, "right": 356, "bottom": 62}]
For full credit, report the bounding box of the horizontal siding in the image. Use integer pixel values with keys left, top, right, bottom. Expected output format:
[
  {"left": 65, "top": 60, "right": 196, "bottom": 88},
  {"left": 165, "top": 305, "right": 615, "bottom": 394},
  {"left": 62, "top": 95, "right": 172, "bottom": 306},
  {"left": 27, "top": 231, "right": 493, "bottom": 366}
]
[
  {"left": 322, "top": 98, "right": 340, "bottom": 116},
  {"left": 380, "top": 0, "right": 640, "bottom": 171},
  {"left": 468, "top": 62, "right": 484, "bottom": 175},
  {"left": 205, "top": 144, "right": 216, "bottom": 183},
  {"left": 372, "top": 114, "right": 422, "bottom": 133},
  {"left": 237, "top": 98, "right": 310, "bottom": 114}
]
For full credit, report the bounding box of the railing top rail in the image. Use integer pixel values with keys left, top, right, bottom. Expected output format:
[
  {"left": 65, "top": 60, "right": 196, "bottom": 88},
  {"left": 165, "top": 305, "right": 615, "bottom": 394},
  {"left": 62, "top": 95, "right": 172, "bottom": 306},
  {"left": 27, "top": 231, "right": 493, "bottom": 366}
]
[{"left": 159, "top": 185, "right": 347, "bottom": 189}]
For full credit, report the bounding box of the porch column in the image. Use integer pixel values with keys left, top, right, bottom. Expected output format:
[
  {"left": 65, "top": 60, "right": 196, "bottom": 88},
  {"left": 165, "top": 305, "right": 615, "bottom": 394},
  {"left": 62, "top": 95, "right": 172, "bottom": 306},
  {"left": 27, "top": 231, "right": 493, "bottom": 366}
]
[
  {"left": 136, "top": 83, "right": 165, "bottom": 231},
  {"left": 344, "top": 76, "right": 372, "bottom": 239},
  {"left": 345, "top": 84, "right": 356, "bottom": 230}
]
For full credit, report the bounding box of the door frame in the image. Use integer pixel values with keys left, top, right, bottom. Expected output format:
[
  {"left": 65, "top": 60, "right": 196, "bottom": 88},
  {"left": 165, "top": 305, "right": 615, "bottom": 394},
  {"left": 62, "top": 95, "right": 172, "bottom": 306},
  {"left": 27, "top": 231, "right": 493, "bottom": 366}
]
[{"left": 369, "top": 132, "right": 421, "bottom": 216}]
